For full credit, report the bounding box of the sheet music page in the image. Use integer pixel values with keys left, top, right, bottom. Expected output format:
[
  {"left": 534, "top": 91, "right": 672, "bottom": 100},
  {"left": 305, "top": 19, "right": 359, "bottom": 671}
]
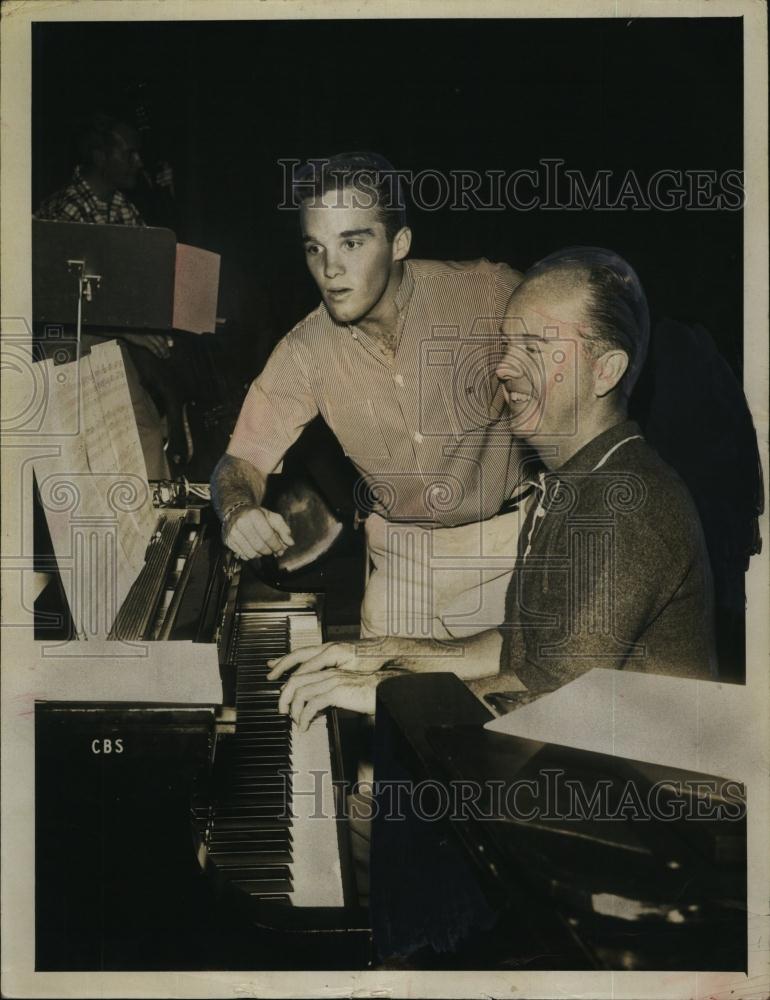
[
  {"left": 32, "top": 350, "right": 154, "bottom": 636},
  {"left": 80, "top": 350, "right": 153, "bottom": 574},
  {"left": 484, "top": 668, "right": 754, "bottom": 781},
  {"left": 87, "top": 339, "right": 156, "bottom": 537},
  {"left": 33, "top": 357, "right": 109, "bottom": 637}
]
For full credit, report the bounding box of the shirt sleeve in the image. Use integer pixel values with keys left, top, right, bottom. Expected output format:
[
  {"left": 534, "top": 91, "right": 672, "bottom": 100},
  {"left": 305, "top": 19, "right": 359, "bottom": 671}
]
[{"left": 227, "top": 334, "right": 319, "bottom": 474}]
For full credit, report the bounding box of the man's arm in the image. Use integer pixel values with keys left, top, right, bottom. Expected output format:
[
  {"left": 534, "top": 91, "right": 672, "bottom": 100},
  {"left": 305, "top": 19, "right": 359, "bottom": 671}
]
[
  {"left": 267, "top": 628, "right": 502, "bottom": 682},
  {"left": 211, "top": 334, "right": 319, "bottom": 558},
  {"left": 211, "top": 454, "right": 293, "bottom": 558}
]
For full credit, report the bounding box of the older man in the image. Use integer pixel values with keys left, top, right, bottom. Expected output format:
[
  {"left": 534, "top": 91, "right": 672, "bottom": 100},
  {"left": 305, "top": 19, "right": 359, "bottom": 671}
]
[{"left": 269, "top": 247, "right": 717, "bottom": 727}]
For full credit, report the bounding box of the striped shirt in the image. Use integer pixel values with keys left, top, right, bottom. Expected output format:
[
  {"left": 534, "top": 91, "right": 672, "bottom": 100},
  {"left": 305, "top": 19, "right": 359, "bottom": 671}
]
[
  {"left": 35, "top": 167, "right": 145, "bottom": 227},
  {"left": 228, "top": 258, "right": 532, "bottom": 527}
]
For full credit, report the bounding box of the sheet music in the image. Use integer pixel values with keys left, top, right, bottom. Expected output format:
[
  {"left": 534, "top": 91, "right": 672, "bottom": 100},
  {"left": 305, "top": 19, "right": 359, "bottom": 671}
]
[
  {"left": 484, "top": 667, "right": 754, "bottom": 781},
  {"left": 80, "top": 350, "right": 154, "bottom": 573},
  {"left": 87, "top": 339, "right": 156, "bottom": 537},
  {"left": 33, "top": 347, "right": 157, "bottom": 638}
]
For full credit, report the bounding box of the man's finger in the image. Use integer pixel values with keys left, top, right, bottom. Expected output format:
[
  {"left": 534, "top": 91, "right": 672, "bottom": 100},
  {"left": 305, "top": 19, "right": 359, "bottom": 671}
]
[
  {"left": 227, "top": 519, "right": 272, "bottom": 558},
  {"left": 287, "top": 674, "right": 341, "bottom": 726},
  {"left": 265, "top": 509, "right": 294, "bottom": 547},
  {"left": 278, "top": 668, "right": 338, "bottom": 716},
  {"left": 297, "top": 691, "right": 338, "bottom": 732},
  {"left": 291, "top": 645, "right": 350, "bottom": 676},
  {"left": 266, "top": 645, "right": 322, "bottom": 678},
  {"left": 231, "top": 508, "right": 288, "bottom": 556}
]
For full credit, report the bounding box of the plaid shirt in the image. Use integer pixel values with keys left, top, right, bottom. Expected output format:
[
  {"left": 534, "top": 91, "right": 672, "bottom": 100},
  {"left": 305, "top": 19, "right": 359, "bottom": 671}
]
[{"left": 35, "top": 167, "right": 145, "bottom": 226}]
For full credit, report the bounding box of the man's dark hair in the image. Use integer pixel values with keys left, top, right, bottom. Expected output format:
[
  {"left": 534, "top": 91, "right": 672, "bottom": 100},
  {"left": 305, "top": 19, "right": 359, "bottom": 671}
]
[
  {"left": 74, "top": 112, "right": 125, "bottom": 168},
  {"left": 529, "top": 246, "right": 650, "bottom": 396},
  {"left": 293, "top": 151, "right": 407, "bottom": 241}
]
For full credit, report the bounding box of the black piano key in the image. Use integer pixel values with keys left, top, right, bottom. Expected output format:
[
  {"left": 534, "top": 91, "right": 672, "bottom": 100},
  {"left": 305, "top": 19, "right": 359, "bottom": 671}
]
[
  {"left": 226, "top": 759, "right": 291, "bottom": 771},
  {"left": 213, "top": 864, "right": 291, "bottom": 882},
  {"left": 228, "top": 751, "right": 291, "bottom": 762},
  {"left": 208, "top": 830, "right": 292, "bottom": 846},
  {"left": 213, "top": 771, "right": 291, "bottom": 785},
  {"left": 212, "top": 803, "right": 292, "bottom": 817},
  {"left": 231, "top": 879, "right": 294, "bottom": 896},
  {"left": 236, "top": 710, "right": 289, "bottom": 719},
  {"left": 208, "top": 815, "right": 291, "bottom": 831},
  {"left": 228, "top": 738, "right": 289, "bottom": 749},
  {"left": 208, "top": 848, "right": 294, "bottom": 866}
]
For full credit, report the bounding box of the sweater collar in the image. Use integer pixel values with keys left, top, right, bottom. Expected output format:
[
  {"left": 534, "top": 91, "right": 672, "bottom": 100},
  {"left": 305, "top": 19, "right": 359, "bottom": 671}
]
[{"left": 548, "top": 419, "right": 644, "bottom": 477}]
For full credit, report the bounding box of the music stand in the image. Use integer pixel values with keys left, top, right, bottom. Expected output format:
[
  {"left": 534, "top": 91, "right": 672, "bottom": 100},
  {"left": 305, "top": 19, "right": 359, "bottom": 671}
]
[{"left": 32, "top": 220, "right": 178, "bottom": 361}]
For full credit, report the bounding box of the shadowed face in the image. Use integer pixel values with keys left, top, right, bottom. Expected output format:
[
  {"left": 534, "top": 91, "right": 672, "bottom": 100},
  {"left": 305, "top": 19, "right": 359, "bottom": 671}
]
[
  {"left": 101, "top": 124, "right": 143, "bottom": 191},
  {"left": 300, "top": 190, "right": 399, "bottom": 325}
]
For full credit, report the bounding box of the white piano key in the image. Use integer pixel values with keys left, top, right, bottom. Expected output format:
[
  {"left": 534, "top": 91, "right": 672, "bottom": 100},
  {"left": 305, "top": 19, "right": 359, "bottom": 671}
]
[{"left": 286, "top": 612, "right": 345, "bottom": 907}]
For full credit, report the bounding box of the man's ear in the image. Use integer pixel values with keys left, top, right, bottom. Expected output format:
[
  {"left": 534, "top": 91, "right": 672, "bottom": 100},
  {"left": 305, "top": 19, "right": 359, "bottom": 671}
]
[
  {"left": 392, "top": 226, "right": 412, "bottom": 262},
  {"left": 594, "top": 349, "right": 629, "bottom": 397}
]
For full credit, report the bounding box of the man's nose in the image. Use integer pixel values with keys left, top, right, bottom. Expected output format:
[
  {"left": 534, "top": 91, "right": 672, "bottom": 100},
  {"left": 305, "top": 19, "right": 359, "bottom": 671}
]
[
  {"left": 496, "top": 356, "right": 525, "bottom": 381},
  {"left": 324, "top": 252, "right": 344, "bottom": 279}
]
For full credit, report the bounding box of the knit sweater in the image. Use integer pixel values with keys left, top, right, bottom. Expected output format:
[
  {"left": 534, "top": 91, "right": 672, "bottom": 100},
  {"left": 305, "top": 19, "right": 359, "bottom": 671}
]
[{"left": 499, "top": 420, "right": 718, "bottom": 690}]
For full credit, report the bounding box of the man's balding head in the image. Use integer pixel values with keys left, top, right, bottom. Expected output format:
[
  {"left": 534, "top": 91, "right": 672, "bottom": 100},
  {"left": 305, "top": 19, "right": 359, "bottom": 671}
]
[{"left": 519, "top": 248, "right": 650, "bottom": 398}]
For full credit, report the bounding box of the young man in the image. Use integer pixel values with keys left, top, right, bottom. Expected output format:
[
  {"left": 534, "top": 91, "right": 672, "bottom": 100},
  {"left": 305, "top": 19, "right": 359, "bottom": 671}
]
[
  {"left": 269, "top": 247, "right": 718, "bottom": 727},
  {"left": 212, "top": 152, "right": 532, "bottom": 639}
]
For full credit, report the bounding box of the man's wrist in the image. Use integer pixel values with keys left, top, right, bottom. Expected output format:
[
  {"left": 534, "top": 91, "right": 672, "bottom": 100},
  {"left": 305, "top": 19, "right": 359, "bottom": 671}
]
[{"left": 221, "top": 500, "right": 252, "bottom": 536}]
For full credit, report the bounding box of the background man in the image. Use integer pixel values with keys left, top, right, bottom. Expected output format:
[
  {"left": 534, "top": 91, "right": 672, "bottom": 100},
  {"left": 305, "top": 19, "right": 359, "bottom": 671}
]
[
  {"left": 35, "top": 112, "right": 184, "bottom": 478},
  {"left": 269, "top": 247, "right": 718, "bottom": 727},
  {"left": 212, "top": 152, "right": 533, "bottom": 640}
]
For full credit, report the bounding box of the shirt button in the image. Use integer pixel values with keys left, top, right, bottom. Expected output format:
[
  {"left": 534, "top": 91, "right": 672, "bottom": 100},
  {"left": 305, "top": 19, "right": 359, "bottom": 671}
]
[
  {"left": 351, "top": 331, "right": 358, "bottom": 340},
  {"left": 394, "top": 373, "right": 404, "bottom": 387},
  {"left": 414, "top": 432, "right": 424, "bottom": 445}
]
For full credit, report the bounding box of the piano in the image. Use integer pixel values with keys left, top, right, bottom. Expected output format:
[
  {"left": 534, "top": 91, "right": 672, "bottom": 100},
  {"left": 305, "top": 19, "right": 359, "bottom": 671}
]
[
  {"left": 34, "top": 491, "right": 371, "bottom": 971},
  {"left": 370, "top": 673, "right": 747, "bottom": 971},
  {"left": 33, "top": 492, "right": 746, "bottom": 973}
]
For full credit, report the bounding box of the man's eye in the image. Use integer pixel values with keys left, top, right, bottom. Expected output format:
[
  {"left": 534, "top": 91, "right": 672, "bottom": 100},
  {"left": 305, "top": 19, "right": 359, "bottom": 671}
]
[
  {"left": 344, "top": 240, "right": 362, "bottom": 250},
  {"left": 305, "top": 245, "right": 322, "bottom": 256}
]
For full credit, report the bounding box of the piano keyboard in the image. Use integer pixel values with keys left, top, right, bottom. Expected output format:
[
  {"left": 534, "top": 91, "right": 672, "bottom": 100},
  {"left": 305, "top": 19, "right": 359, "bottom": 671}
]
[{"left": 197, "top": 607, "right": 345, "bottom": 909}]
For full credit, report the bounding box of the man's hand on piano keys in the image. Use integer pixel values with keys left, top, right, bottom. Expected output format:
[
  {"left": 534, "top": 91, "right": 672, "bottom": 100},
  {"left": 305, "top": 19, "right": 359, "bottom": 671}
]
[
  {"left": 224, "top": 505, "right": 294, "bottom": 559},
  {"left": 266, "top": 640, "right": 389, "bottom": 678},
  {"left": 275, "top": 668, "right": 384, "bottom": 730}
]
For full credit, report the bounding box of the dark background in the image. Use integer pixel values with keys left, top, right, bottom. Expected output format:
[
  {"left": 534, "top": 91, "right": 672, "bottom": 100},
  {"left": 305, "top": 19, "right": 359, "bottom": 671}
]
[{"left": 32, "top": 18, "right": 743, "bottom": 376}]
